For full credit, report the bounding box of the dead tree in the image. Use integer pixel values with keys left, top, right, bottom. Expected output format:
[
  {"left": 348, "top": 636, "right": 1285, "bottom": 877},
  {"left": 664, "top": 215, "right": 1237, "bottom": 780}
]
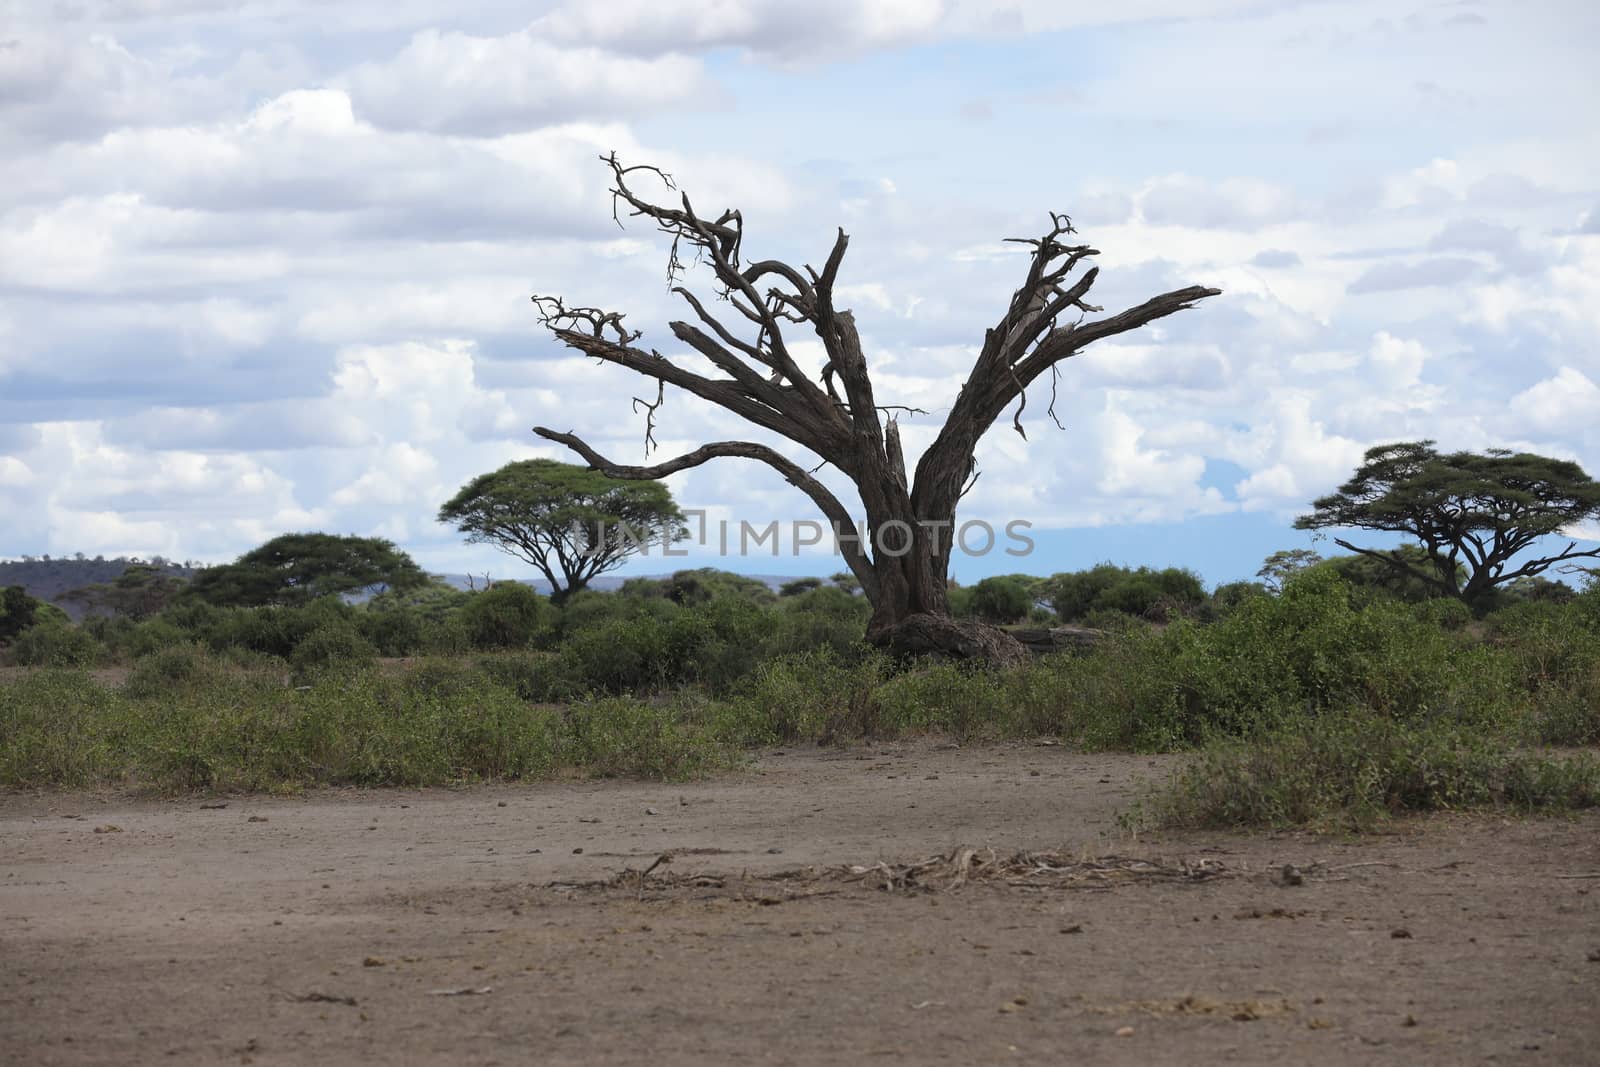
[{"left": 532, "top": 154, "right": 1220, "bottom": 662}]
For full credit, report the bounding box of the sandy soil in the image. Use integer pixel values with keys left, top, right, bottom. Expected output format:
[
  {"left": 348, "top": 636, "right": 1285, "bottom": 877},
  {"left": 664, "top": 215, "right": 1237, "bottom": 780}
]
[{"left": 3, "top": 741, "right": 1597, "bottom": 1066}]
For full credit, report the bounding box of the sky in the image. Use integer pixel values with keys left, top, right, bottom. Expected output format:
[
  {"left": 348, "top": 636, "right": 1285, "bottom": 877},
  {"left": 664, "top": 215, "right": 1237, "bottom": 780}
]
[{"left": 1, "top": 0, "right": 1597, "bottom": 586}]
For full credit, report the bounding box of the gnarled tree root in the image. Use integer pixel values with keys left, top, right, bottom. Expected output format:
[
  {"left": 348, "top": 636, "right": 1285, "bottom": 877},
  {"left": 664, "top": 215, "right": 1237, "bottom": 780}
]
[{"left": 868, "top": 612, "right": 1028, "bottom": 668}]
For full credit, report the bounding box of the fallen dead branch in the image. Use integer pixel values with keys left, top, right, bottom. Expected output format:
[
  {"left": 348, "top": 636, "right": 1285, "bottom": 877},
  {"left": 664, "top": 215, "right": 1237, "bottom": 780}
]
[
  {"left": 822, "top": 846, "right": 1233, "bottom": 893},
  {"left": 281, "top": 990, "right": 357, "bottom": 1006},
  {"left": 548, "top": 845, "right": 1233, "bottom": 898}
]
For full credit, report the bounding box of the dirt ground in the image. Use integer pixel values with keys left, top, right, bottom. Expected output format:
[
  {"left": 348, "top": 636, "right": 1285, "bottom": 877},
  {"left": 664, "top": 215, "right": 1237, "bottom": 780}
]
[{"left": 3, "top": 741, "right": 1597, "bottom": 1066}]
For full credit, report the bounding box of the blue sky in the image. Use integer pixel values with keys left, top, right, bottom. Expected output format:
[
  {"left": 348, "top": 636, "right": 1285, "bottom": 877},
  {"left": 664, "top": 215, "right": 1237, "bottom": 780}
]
[{"left": 1, "top": 0, "right": 1597, "bottom": 586}]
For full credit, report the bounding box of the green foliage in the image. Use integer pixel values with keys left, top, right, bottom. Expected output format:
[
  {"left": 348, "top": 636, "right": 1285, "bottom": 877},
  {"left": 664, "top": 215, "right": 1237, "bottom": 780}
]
[
  {"left": 0, "top": 670, "right": 120, "bottom": 785},
  {"left": 288, "top": 623, "right": 378, "bottom": 681},
  {"left": 1207, "top": 580, "right": 1269, "bottom": 618},
  {"left": 438, "top": 459, "right": 684, "bottom": 602},
  {"left": 970, "top": 576, "right": 1033, "bottom": 623},
  {"left": 1045, "top": 564, "right": 1206, "bottom": 622},
  {"left": 1255, "top": 549, "right": 1322, "bottom": 593},
  {"left": 1310, "top": 546, "right": 1457, "bottom": 605},
  {"left": 365, "top": 579, "right": 471, "bottom": 622},
  {"left": 1, "top": 584, "right": 46, "bottom": 642},
  {"left": 9, "top": 620, "right": 101, "bottom": 667},
  {"left": 60, "top": 563, "right": 187, "bottom": 620},
  {"left": 0, "top": 662, "right": 727, "bottom": 791},
  {"left": 124, "top": 643, "right": 230, "bottom": 698},
  {"left": 187, "top": 532, "right": 427, "bottom": 607},
  {"left": 778, "top": 577, "right": 824, "bottom": 597},
  {"left": 457, "top": 583, "right": 553, "bottom": 650},
  {"left": 622, "top": 568, "right": 778, "bottom": 607},
  {"left": 1149, "top": 713, "right": 1600, "bottom": 830},
  {"left": 1296, "top": 440, "right": 1600, "bottom": 606}
]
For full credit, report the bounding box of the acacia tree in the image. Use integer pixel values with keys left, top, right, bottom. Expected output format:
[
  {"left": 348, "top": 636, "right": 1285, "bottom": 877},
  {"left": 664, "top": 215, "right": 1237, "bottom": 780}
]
[
  {"left": 532, "top": 155, "right": 1220, "bottom": 659},
  {"left": 438, "top": 459, "right": 684, "bottom": 603},
  {"left": 187, "top": 533, "right": 427, "bottom": 607},
  {"left": 1295, "top": 441, "right": 1600, "bottom": 607}
]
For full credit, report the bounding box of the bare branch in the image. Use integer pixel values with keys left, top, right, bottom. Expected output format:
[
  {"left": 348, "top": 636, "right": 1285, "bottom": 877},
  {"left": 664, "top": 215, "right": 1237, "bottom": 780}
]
[
  {"left": 631, "top": 379, "right": 665, "bottom": 455},
  {"left": 534, "top": 426, "right": 879, "bottom": 599}
]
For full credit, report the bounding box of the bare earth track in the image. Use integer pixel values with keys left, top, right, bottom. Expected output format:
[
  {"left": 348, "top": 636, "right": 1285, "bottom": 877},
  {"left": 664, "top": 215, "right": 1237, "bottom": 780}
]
[{"left": 3, "top": 742, "right": 1597, "bottom": 1065}]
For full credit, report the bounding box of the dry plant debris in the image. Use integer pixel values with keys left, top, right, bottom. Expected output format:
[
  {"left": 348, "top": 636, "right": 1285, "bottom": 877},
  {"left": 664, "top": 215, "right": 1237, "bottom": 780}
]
[{"left": 550, "top": 845, "right": 1234, "bottom": 898}]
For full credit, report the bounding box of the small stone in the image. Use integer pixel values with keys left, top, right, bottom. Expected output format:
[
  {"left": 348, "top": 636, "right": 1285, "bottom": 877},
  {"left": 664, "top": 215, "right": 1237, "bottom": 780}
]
[
  {"left": 1280, "top": 864, "right": 1304, "bottom": 886},
  {"left": 1391, "top": 928, "right": 1413, "bottom": 939},
  {"left": 248, "top": 816, "right": 268, "bottom": 823},
  {"left": 1115, "top": 1026, "right": 1135, "bottom": 1037},
  {"left": 497, "top": 801, "right": 507, "bottom": 808},
  {"left": 363, "top": 956, "right": 386, "bottom": 967}
]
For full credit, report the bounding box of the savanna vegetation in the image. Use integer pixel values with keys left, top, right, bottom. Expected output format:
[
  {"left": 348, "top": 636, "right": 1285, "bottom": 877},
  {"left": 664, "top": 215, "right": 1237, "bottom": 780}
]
[
  {"left": 4, "top": 550, "right": 1598, "bottom": 830},
  {"left": 5, "top": 443, "right": 1599, "bottom": 830}
]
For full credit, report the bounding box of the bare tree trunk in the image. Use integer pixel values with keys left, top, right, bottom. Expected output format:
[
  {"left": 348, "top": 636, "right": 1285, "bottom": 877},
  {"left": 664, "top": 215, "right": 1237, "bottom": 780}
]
[{"left": 530, "top": 155, "right": 1220, "bottom": 663}]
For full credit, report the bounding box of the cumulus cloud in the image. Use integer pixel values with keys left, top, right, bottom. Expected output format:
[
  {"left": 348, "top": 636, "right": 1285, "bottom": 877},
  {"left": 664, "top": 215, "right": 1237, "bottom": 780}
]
[
  {"left": 1427, "top": 218, "right": 1545, "bottom": 275},
  {"left": 1250, "top": 249, "right": 1301, "bottom": 269},
  {"left": 1138, "top": 175, "right": 1301, "bottom": 231},
  {"left": 1347, "top": 256, "right": 1481, "bottom": 294},
  {"left": 1509, "top": 367, "right": 1600, "bottom": 434},
  {"left": 0, "top": 29, "right": 193, "bottom": 143},
  {"left": 1, "top": 0, "right": 1596, "bottom": 580},
  {"left": 344, "top": 29, "right": 715, "bottom": 135},
  {"left": 531, "top": 0, "right": 945, "bottom": 63},
  {"left": 1367, "top": 330, "right": 1428, "bottom": 389}
]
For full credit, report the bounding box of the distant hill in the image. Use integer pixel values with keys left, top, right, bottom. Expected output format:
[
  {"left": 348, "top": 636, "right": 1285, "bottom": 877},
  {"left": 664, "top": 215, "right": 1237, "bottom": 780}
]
[{"left": 0, "top": 557, "right": 198, "bottom": 620}]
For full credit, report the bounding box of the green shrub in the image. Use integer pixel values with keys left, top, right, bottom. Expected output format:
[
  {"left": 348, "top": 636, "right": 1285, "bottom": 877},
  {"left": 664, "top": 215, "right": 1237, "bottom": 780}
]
[
  {"left": 458, "top": 583, "right": 553, "bottom": 650},
  {"left": 359, "top": 605, "right": 426, "bottom": 656},
  {"left": 1149, "top": 712, "right": 1600, "bottom": 830},
  {"left": 120, "top": 618, "right": 189, "bottom": 660},
  {"left": 559, "top": 589, "right": 680, "bottom": 636},
  {"left": 971, "top": 576, "right": 1033, "bottom": 623},
  {"left": 124, "top": 643, "right": 229, "bottom": 698},
  {"left": 1, "top": 585, "right": 45, "bottom": 642},
  {"left": 1046, "top": 564, "right": 1205, "bottom": 622},
  {"left": 713, "top": 651, "right": 889, "bottom": 744},
  {"left": 0, "top": 670, "right": 119, "bottom": 785},
  {"left": 778, "top": 577, "right": 824, "bottom": 597},
  {"left": 288, "top": 623, "right": 377, "bottom": 680},
  {"left": 9, "top": 621, "right": 101, "bottom": 667},
  {"left": 561, "top": 695, "right": 727, "bottom": 778},
  {"left": 421, "top": 617, "right": 473, "bottom": 656}
]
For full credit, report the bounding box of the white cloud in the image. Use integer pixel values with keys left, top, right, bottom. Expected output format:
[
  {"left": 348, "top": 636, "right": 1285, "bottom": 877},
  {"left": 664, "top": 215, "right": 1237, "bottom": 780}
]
[
  {"left": 1510, "top": 367, "right": 1600, "bottom": 434},
  {"left": 1367, "top": 330, "right": 1428, "bottom": 389},
  {"left": 532, "top": 0, "right": 945, "bottom": 63},
  {"left": 345, "top": 29, "right": 714, "bottom": 135},
  {"left": 1138, "top": 175, "right": 1300, "bottom": 231}
]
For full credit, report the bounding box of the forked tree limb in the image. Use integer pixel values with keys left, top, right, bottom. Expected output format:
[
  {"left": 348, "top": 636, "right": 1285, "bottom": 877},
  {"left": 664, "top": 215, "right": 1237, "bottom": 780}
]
[{"left": 532, "top": 427, "right": 879, "bottom": 599}]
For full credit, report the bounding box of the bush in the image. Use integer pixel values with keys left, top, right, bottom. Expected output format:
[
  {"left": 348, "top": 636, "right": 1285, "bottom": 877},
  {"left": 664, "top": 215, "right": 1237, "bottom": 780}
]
[
  {"left": 288, "top": 623, "right": 378, "bottom": 680},
  {"left": 1149, "top": 712, "right": 1600, "bottom": 830},
  {"left": 458, "top": 583, "right": 553, "bottom": 650},
  {"left": 124, "top": 643, "right": 229, "bottom": 698},
  {"left": 713, "top": 651, "right": 889, "bottom": 744},
  {"left": 1, "top": 585, "right": 44, "bottom": 642},
  {"left": 971, "top": 576, "right": 1033, "bottom": 623},
  {"left": 359, "top": 605, "right": 426, "bottom": 657},
  {"left": 0, "top": 670, "right": 120, "bottom": 785},
  {"left": 778, "top": 577, "right": 824, "bottom": 597},
  {"left": 1046, "top": 564, "right": 1205, "bottom": 622},
  {"left": 9, "top": 621, "right": 101, "bottom": 668}
]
